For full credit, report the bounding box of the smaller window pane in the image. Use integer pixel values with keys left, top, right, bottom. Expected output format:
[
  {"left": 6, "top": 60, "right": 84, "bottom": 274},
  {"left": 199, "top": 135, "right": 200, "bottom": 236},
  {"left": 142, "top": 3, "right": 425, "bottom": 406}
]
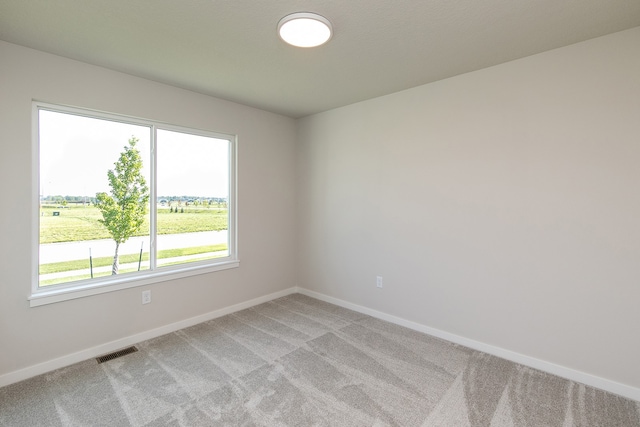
[{"left": 156, "top": 129, "right": 230, "bottom": 268}]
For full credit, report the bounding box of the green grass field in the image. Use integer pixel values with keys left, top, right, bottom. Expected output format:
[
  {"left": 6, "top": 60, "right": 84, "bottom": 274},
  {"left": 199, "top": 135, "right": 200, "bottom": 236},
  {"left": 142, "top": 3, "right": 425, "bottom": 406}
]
[{"left": 40, "top": 204, "right": 228, "bottom": 244}]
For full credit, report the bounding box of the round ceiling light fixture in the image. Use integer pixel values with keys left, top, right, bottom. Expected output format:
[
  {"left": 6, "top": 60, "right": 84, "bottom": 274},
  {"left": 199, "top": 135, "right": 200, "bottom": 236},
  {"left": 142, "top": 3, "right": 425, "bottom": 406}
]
[{"left": 278, "top": 12, "right": 333, "bottom": 48}]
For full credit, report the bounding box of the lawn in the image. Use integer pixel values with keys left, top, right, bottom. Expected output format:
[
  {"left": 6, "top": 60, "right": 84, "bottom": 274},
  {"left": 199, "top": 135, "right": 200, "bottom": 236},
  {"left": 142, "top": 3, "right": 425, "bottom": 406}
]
[{"left": 40, "top": 204, "right": 228, "bottom": 244}]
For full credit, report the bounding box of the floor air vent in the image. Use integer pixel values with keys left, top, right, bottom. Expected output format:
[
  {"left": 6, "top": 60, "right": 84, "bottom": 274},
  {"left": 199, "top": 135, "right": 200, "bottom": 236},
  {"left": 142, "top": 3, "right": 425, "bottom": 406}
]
[{"left": 96, "top": 346, "right": 138, "bottom": 364}]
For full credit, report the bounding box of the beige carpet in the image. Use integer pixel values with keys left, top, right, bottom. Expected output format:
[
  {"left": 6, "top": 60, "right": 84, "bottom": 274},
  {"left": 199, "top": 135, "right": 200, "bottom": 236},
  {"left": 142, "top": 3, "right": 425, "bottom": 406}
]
[{"left": 1, "top": 294, "right": 638, "bottom": 426}]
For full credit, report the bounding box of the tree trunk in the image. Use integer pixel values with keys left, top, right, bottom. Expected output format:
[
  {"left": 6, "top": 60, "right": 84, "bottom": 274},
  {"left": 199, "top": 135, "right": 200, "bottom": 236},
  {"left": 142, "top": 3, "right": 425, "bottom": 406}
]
[{"left": 112, "top": 242, "right": 120, "bottom": 275}]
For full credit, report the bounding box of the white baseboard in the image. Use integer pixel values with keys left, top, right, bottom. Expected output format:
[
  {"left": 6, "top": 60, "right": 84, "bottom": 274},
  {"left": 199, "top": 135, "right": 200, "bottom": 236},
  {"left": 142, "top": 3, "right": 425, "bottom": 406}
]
[
  {"left": 0, "top": 287, "right": 297, "bottom": 388},
  {"left": 297, "top": 287, "right": 640, "bottom": 402}
]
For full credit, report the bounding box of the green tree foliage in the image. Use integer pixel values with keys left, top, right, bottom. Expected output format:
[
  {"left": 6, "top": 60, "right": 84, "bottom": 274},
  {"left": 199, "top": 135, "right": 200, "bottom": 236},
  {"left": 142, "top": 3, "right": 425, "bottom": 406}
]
[{"left": 95, "top": 137, "right": 149, "bottom": 275}]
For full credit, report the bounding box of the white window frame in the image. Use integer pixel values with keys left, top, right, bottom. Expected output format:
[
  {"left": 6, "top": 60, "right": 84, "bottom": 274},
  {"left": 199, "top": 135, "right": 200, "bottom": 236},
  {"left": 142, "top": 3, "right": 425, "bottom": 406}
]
[{"left": 30, "top": 102, "right": 238, "bottom": 307}]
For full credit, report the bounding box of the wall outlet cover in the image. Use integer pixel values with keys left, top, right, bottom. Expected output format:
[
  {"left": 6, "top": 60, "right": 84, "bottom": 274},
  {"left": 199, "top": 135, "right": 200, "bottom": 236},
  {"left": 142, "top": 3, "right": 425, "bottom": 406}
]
[{"left": 142, "top": 290, "right": 151, "bottom": 304}]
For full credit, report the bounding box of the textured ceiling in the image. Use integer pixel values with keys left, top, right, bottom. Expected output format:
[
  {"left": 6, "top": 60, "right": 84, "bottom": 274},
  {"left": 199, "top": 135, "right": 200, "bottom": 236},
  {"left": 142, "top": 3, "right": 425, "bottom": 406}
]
[{"left": 1, "top": 0, "right": 639, "bottom": 118}]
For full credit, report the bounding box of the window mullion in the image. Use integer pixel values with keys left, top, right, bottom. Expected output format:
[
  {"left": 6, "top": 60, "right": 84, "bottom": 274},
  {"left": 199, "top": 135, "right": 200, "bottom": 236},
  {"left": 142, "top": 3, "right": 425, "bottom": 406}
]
[{"left": 150, "top": 126, "right": 158, "bottom": 270}]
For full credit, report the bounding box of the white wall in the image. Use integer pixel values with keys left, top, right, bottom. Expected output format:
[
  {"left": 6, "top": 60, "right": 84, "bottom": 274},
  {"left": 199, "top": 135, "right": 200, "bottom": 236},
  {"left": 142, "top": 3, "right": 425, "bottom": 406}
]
[
  {"left": 0, "top": 41, "right": 297, "bottom": 380},
  {"left": 297, "top": 27, "right": 640, "bottom": 392}
]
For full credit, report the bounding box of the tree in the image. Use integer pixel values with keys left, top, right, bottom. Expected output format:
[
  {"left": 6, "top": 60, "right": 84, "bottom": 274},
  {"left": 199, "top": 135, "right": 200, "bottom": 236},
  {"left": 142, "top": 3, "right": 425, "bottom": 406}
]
[{"left": 95, "top": 137, "right": 149, "bottom": 275}]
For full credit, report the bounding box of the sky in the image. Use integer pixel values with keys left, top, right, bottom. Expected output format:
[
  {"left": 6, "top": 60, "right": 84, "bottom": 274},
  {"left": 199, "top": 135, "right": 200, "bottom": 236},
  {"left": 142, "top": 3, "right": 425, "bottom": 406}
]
[{"left": 39, "top": 109, "right": 230, "bottom": 198}]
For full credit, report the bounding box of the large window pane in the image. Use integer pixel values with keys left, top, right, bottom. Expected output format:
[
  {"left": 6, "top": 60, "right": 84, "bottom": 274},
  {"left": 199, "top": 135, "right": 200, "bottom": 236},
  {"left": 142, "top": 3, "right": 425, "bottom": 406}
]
[{"left": 39, "top": 110, "right": 151, "bottom": 287}]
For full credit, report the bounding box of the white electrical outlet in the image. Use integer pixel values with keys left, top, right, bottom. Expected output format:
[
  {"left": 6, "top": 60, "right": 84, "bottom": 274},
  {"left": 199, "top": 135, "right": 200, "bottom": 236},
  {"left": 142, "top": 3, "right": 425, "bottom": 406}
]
[
  {"left": 142, "top": 290, "right": 151, "bottom": 304},
  {"left": 376, "top": 276, "right": 383, "bottom": 288}
]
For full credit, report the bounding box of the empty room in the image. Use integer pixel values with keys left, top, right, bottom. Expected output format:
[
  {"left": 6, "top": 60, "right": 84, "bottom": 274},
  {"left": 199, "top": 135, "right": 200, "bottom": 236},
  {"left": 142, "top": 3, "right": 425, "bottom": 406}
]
[{"left": 1, "top": 1, "right": 639, "bottom": 425}]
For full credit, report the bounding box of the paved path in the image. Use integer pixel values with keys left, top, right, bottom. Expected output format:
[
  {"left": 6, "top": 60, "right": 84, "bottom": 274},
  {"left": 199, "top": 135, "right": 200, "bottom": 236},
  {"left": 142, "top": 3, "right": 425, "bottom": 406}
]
[{"left": 39, "top": 231, "right": 228, "bottom": 264}]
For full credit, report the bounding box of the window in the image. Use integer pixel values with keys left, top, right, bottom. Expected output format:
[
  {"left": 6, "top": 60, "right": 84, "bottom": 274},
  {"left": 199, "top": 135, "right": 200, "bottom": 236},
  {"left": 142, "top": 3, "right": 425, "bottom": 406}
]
[{"left": 31, "top": 102, "right": 237, "bottom": 306}]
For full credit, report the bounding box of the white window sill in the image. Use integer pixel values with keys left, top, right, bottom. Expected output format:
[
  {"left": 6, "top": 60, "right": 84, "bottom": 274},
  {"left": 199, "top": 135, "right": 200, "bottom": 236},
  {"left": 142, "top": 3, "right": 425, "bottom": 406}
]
[{"left": 29, "top": 260, "right": 240, "bottom": 307}]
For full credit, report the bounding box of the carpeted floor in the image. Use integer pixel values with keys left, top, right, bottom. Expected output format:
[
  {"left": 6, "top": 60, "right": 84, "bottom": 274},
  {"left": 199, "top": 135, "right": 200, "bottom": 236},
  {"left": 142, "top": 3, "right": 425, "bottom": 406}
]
[{"left": 1, "top": 294, "right": 639, "bottom": 426}]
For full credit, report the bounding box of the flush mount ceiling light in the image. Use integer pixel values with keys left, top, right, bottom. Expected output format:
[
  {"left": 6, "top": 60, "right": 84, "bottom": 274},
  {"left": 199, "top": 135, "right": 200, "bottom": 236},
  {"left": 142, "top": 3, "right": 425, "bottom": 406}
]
[{"left": 278, "top": 12, "right": 333, "bottom": 48}]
